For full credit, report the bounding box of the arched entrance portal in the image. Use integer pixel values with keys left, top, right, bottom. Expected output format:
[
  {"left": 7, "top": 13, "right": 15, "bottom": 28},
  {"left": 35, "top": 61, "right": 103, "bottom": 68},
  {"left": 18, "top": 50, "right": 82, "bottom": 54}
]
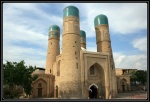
[
  {"left": 122, "top": 82, "right": 125, "bottom": 92},
  {"left": 89, "top": 85, "right": 98, "bottom": 99},
  {"left": 120, "top": 78, "right": 127, "bottom": 92},
  {"left": 38, "top": 83, "right": 42, "bottom": 97},
  {"left": 88, "top": 63, "right": 105, "bottom": 98}
]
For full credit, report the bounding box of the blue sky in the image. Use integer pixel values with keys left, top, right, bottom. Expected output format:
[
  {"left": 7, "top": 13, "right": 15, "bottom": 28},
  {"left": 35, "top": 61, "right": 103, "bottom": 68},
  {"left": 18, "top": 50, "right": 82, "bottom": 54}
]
[{"left": 3, "top": 3, "right": 147, "bottom": 70}]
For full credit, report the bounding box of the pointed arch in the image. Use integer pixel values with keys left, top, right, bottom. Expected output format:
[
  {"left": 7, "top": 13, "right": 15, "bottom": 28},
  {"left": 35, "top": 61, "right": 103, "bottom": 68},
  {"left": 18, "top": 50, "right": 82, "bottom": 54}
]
[
  {"left": 88, "top": 62, "right": 104, "bottom": 73},
  {"left": 88, "top": 62, "right": 105, "bottom": 98},
  {"left": 32, "top": 78, "right": 47, "bottom": 98},
  {"left": 89, "top": 83, "right": 98, "bottom": 89},
  {"left": 121, "top": 78, "right": 127, "bottom": 81},
  {"left": 120, "top": 78, "right": 127, "bottom": 92},
  {"left": 88, "top": 83, "right": 98, "bottom": 99},
  {"left": 89, "top": 62, "right": 100, "bottom": 70},
  {"left": 38, "top": 83, "right": 42, "bottom": 87},
  {"left": 34, "top": 78, "right": 47, "bottom": 85},
  {"left": 88, "top": 62, "right": 105, "bottom": 77},
  {"left": 120, "top": 78, "right": 127, "bottom": 84}
]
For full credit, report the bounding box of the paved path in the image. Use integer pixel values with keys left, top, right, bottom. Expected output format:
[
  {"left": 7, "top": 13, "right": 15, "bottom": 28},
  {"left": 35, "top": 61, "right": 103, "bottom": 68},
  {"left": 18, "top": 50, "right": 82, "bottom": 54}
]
[
  {"left": 20, "top": 91, "right": 147, "bottom": 99},
  {"left": 112, "top": 91, "right": 147, "bottom": 99}
]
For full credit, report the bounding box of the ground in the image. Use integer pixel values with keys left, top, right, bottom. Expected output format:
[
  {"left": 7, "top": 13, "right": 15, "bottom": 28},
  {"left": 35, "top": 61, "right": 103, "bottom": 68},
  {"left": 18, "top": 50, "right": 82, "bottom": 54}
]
[
  {"left": 112, "top": 90, "right": 147, "bottom": 99},
  {"left": 20, "top": 90, "right": 147, "bottom": 99}
]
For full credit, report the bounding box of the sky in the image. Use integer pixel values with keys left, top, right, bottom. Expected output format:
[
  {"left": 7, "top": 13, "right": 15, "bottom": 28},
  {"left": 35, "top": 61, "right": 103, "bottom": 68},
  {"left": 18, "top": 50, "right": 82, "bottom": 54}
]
[{"left": 3, "top": 3, "right": 147, "bottom": 70}]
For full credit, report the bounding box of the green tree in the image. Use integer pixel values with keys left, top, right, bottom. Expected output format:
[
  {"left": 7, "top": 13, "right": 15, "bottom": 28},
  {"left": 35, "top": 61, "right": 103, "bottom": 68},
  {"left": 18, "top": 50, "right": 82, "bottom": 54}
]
[
  {"left": 130, "top": 70, "right": 137, "bottom": 85},
  {"left": 135, "top": 70, "right": 147, "bottom": 84},
  {"left": 3, "top": 60, "right": 38, "bottom": 99},
  {"left": 130, "top": 70, "right": 147, "bottom": 85}
]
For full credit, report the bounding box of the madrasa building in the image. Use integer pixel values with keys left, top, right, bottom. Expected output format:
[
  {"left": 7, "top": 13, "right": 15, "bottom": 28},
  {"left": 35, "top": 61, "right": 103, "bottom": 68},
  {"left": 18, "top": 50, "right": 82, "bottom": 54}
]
[{"left": 31, "top": 5, "right": 131, "bottom": 99}]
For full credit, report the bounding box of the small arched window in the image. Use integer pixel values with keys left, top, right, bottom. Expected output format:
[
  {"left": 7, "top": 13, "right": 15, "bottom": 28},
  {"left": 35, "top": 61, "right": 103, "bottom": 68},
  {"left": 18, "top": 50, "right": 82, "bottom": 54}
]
[
  {"left": 90, "top": 65, "right": 95, "bottom": 75},
  {"left": 57, "top": 61, "right": 60, "bottom": 76},
  {"left": 56, "top": 85, "right": 58, "bottom": 98},
  {"left": 76, "top": 63, "right": 78, "bottom": 69}
]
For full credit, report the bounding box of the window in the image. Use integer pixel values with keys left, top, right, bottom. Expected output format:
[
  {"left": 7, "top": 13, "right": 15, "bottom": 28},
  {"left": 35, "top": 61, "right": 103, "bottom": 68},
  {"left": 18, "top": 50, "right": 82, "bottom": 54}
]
[
  {"left": 76, "top": 63, "right": 78, "bottom": 69},
  {"left": 90, "top": 65, "right": 95, "bottom": 75},
  {"left": 56, "top": 86, "right": 58, "bottom": 98},
  {"left": 57, "top": 61, "right": 60, "bottom": 76},
  {"left": 50, "top": 69, "right": 51, "bottom": 73},
  {"left": 75, "top": 51, "right": 77, "bottom": 55},
  {"left": 38, "top": 88, "right": 42, "bottom": 97}
]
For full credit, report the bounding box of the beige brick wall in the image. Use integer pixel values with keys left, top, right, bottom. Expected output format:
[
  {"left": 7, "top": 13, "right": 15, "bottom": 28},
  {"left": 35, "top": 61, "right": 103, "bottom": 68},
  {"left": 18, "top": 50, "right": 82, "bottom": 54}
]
[
  {"left": 95, "top": 25, "right": 111, "bottom": 53},
  {"left": 111, "top": 69, "right": 118, "bottom": 97},
  {"left": 58, "top": 16, "right": 82, "bottom": 98},
  {"left": 115, "top": 69, "right": 123, "bottom": 75},
  {"left": 45, "top": 38, "right": 60, "bottom": 74}
]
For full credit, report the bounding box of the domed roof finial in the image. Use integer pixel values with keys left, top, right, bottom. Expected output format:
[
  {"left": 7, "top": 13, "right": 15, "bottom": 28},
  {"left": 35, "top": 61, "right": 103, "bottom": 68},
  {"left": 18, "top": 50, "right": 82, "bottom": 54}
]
[
  {"left": 94, "top": 14, "right": 108, "bottom": 27},
  {"left": 80, "top": 30, "right": 86, "bottom": 37},
  {"left": 63, "top": 5, "right": 79, "bottom": 18},
  {"left": 49, "top": 25, "right": 60, "bottom": 32}
]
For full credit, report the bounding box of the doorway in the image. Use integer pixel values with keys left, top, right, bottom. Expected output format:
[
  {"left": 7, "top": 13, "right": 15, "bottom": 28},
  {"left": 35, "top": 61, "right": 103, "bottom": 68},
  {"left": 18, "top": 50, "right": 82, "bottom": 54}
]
[
  {"left": 122, "top": 85, "right": 125, "bottom": 92},
  {"left": 38, "top": 88, "right": 42, "bottom": 97},
  {"left": 38, "top": 83, "right": 42, "bottom": 97},
  {"left": 56, "top": 86, "right": 58, "bottom": 98},
  {"left": 89, "top": 85, "right": 98, "bottom": 99},
  {"left": 121, "top": 79, "right": 127, "bottom": 92}
]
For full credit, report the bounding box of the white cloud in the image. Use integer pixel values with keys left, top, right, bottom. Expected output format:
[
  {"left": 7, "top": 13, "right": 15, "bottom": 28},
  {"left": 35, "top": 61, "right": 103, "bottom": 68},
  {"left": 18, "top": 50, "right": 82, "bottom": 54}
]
[
  {"left": 132, "top": 37, "right": 147, "bottom": 52},
  {"left": 113, "top": 52, "right": 147, "bottom": 70},
  {"left": 3, "top": 3, "right": 65, "bottom": 68},
  {"left": 78, "top": 3, "right": 147, "bottom": 37},
  {"left": 3, "top": 43, "right": 46, "bottom": 67},
  {"left": 3, "top": 23, "right": 47, "bottom": 48}
]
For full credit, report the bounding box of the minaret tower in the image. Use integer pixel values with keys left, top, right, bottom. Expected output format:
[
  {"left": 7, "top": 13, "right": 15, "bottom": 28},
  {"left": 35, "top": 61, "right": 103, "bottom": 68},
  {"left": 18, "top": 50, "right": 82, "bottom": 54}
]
[
  {"left": 94, "top": 14, "right": 111, "bottom": 53},
  {"left": 94, "top": 14, "right": 118, "bottom": 97},
  {"left": 80, "top": 30, "right": 86, "bottom": 49},
  {"left": 59, "top": 5, "right": 81, "bottom": 98},
  {"left": 45, "top": 25, "right": 60, "bottom": 75}
]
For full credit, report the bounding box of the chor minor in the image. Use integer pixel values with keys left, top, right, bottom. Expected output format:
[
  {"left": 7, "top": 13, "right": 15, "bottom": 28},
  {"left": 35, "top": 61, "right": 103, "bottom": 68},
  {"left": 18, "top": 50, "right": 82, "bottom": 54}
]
[{"left": 31, "top": 5, "right": 119, "bottom": 99}]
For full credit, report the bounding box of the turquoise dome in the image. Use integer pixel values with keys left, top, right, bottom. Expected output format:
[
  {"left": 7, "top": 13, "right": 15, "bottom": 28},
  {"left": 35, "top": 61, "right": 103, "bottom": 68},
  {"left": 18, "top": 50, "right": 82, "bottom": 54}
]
[
  {"left": 80, "top": 30, "right": 86, "bottom": 37},
  {"left": 48, "top": 25, "right": 60, "bottom": 38},
  {"left": 94, "top": 14, "right": 108, "bottom": 27},
  {"left": 49, "top": 25, "right": 60, "bottom": 32},
  {"left": 63, "top": 5, "right": 79, "bottom": 18}
]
